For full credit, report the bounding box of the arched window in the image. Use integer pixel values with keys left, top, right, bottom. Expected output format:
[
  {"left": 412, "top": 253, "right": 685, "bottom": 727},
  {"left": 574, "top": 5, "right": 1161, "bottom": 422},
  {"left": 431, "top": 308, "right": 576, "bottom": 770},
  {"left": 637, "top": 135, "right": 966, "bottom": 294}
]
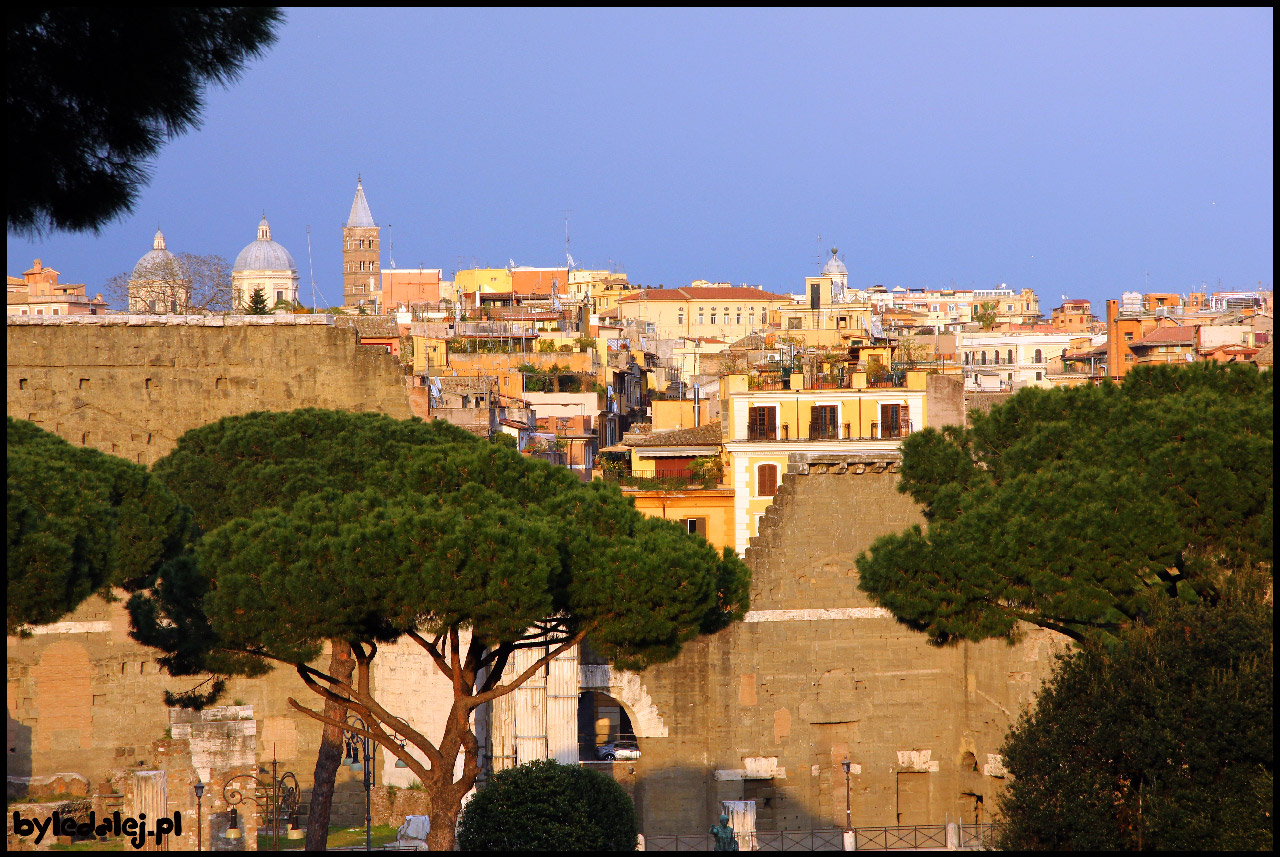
[
  {"left": 1007, "top": 349, "right": 1014, "bottom": 364},
  {"left": 993, "top": 352, "right": 1000, "bottom": 365},
  {"left": 1034, "top": 348, "right": 1043, "bottom": 363},
  {"left": 757, "top": 463, "right": 778, "bottom": 497},
  {"left": 981, "top": 351, "right": 987, "bottom": 365}
]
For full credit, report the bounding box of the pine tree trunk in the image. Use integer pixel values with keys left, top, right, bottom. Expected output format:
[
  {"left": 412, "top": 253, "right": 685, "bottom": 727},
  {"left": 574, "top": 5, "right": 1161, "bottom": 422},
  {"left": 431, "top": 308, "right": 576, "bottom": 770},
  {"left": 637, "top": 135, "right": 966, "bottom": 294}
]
[{"left": 304, "top": 640, "right": 355, "bottom": 851}]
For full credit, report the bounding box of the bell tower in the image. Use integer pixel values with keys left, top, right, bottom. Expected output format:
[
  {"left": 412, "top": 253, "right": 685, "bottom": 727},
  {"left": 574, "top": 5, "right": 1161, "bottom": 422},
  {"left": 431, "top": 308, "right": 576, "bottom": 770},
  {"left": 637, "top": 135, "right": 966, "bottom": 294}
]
[{"left": 342, "top": 175, "right": 380, "bottom": 309}]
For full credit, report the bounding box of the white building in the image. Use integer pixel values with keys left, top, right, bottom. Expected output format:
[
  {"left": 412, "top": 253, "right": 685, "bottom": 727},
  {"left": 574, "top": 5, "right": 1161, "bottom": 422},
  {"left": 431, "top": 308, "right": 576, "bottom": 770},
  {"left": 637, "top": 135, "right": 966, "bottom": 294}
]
[
  {"left": 232, "top": 215, "right": 299, "bottom": 310},
  {"left": 958, "top": 331, "right": 1077, "bottom": 390}
]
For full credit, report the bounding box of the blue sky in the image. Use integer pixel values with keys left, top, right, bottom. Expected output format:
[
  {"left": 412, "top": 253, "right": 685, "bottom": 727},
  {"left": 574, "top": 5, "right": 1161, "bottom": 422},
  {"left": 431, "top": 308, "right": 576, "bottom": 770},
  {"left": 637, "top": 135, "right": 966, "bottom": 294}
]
[{"left": 7, "top": 8, "right": 1273, "bottom": 310}]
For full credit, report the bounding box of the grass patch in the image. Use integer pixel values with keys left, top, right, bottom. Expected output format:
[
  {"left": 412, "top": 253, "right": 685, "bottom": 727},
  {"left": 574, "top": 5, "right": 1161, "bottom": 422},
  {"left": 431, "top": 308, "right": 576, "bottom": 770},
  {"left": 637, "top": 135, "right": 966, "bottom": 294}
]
[{"left": 258, "top": 823, "right": 400, "bottom": 850}]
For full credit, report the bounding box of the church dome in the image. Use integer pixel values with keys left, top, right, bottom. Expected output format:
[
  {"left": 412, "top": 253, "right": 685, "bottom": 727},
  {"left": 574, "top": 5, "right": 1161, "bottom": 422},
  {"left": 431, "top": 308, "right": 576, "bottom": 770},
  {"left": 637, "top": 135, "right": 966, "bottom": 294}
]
[
  {"left": 233, "top": 216, "right": 298, "bottom": 273},
  {"left": 131, "top": 229, "right": 185, "bottom": 279},
  {"left": 821, "top": 247, "right": 847, "bottom": 276}
]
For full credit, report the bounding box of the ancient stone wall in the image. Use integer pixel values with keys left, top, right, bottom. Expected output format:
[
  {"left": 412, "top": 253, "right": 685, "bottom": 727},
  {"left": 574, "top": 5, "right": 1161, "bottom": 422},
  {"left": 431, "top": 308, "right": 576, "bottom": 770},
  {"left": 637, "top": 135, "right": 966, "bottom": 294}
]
[
  {"left": 6, "top": 597, "right": 385, "bottom": 829},
  {"left": 627, "top": 454, "right": 1068, "bottom": 835},
  {"left": 6, "top": 316, "right": 412, "bottom": 466}
]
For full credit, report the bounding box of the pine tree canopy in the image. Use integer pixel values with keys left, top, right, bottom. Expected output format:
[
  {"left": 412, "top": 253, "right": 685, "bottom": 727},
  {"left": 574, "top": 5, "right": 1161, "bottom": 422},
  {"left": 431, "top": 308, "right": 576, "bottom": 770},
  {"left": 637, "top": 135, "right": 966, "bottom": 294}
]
[
  {"left": 8, "top": 9, "right": 283, "bottom": 237},
  {"left": 246, "top": 287, "right": 270, "bottom": 314},
  {"left": 7, "top": 418, "right": 192, "bottom": 634},
  {"left": 134, "top": 409, "right": 748, "bottom": 675},
  {"left": 995, "top": 576, "right": 1273, "bottom": 850},
  {"left": 130, "top": 409, "right": 749, "bottom": 849},
  {"left": 856, "top": 363, "right": 1272, "bottom": 643}
]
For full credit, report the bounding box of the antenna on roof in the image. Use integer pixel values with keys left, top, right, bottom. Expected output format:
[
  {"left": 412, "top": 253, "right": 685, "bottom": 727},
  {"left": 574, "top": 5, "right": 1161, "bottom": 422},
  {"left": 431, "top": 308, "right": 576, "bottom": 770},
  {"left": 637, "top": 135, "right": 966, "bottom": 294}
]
[
  {"left": 564, "top": 210, "right": 573, "bottom": 270},
  {"left": 306, "top": 225, "right": 319, "bottom": 311},
  {"left": 387, "top": 223, "right": 394, "bottom": 269}
]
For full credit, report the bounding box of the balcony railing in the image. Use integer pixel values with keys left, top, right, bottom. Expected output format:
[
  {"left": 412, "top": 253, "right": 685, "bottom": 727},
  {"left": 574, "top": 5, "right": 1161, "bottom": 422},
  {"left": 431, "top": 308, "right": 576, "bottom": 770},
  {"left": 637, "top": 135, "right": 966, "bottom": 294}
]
[
  {"left": 736, "top": 422, "right": 913, "bottom": 443},
  {"left": 610, "top": 469, "right": 723, "bottom": 490}
]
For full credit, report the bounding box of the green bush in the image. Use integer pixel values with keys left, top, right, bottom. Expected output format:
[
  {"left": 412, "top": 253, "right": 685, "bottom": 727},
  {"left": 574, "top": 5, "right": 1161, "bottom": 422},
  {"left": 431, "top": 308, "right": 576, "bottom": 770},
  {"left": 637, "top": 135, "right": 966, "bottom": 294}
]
[{"left": 457, "top": 759, "right": 637, "bottom": 851}]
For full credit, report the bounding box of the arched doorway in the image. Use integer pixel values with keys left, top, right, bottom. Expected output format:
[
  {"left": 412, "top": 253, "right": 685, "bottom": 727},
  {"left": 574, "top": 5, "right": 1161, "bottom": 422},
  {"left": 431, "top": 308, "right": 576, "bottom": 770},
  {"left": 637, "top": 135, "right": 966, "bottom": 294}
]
[{"left": 578, "top": 690, "right": 638, "bottom": 763}]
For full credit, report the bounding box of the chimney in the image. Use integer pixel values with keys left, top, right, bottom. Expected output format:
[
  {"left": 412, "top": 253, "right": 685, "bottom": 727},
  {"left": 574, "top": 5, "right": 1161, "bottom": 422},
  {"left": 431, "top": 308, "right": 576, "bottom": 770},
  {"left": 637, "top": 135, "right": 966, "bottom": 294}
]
[{"left": 1105, "top": 299, "right": 1119, "bottom": 380}]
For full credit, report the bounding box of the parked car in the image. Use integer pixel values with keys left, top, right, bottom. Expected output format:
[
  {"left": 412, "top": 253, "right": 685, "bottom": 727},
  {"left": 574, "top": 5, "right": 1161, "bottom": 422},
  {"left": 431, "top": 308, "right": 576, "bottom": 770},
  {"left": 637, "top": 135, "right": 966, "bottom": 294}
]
[{"left": 596, "top": 741, "right": 640, "bottom": 761}]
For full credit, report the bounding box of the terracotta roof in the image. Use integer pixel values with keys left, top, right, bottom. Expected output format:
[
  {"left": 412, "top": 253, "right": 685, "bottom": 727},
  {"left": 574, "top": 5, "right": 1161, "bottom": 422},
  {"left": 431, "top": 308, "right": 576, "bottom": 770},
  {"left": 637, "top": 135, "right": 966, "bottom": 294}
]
[
  {"left": 1253, "top": 341, "right": 1273, "bottom": 366},
  {"left": 629, "top": 421, "right": 723, "bottom": 447},
  {"left": 1138, "top": 325, "right": 1196, "bottom": 345},
  {"left": 618, "top": 286, "right": 791, "bottom": 302}
]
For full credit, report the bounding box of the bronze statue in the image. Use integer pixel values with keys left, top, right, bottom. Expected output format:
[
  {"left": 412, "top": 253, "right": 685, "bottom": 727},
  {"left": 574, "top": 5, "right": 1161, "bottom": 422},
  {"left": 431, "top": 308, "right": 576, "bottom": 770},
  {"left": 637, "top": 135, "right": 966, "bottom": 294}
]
[{"left": 710, "top": 813, "right": 738, "bottom": 851}]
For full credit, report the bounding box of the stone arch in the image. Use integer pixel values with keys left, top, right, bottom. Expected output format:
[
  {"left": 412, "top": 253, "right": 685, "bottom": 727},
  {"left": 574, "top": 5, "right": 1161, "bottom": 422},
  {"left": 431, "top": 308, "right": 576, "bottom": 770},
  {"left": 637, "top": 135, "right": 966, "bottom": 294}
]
[{"left": 580, "top": 664, "right": 668, "bottom": 740}]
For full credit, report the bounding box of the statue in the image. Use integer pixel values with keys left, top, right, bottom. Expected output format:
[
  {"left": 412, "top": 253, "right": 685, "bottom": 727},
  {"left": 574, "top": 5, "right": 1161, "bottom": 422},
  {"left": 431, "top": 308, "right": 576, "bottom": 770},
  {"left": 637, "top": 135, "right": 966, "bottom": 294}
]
[{"left": 710, "top": 813, "right": 738, "bottom": 851}]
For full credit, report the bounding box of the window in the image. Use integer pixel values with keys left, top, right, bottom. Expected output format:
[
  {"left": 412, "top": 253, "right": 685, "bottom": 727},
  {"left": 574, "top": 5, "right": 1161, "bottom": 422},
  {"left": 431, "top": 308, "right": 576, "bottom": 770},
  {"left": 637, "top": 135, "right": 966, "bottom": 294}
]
[
  {"left": 993, "top": 352, "right": 999, "bottom": 365},
  {"left": 757, "top": 463, "right": 778, "bottom": 497},
  {"left": 1035, "top": 371, "right": 1043, "bottom": 381},
  {"left": 1124, "top": 332, "right": 1134, "bottom": 341},
  {"left": 52, "top": 309, "right": 59, "bottom": 315},
  {"left": 981, "top": 351, "right": 987, "bottom": 365},
  {"left": 1034, "top": 348, "right": 1043, "bottom": 363},
  {"left": 810, "top": 405, "right": 839, "bottom": 440},
  {"left": 684, "top": 517, "right": 707, "bottom": 537},
  {"left": 787, "top": 317, "right": 803, "bottom": 330},
  {"left": 1006, "top": 303, "right": 1014, "bottom": 312},
  {"left": 711, "top": 312, "right": 717, "bottom": 324},
  {"left": 1007, "top": 349, "right": 1014, "bottom": 364},
  {"left": 698, "top": 313, "right": 704, "bottom": 324},
  {"left": 748, "top": 406, "right": 776, "bottom": 441},
  {"left": 277, "top": 291, "right": 284, "bottom": 302},
  {"left": 749, "top": 310, "right": 755, "bottom": 326},
  {"left": 880, "top": 402, "right": 910, "bottom": 438},
  {"left": 678, "top": 311, "right": 684, "bottom": 325},
  {"left": 736, "top": 311, "right": 742, "bottom": 324}
]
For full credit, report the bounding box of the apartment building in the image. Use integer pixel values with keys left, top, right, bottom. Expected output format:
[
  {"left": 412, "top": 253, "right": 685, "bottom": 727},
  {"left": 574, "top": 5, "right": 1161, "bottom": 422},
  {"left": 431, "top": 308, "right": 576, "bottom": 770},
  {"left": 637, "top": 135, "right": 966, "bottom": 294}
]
[
  {"left": 958, "top": 331, "right": 1077, "bottom": 390},
  {"left": 616, "top": 285, "right": 792, "bottom": 341},
  {"left": 720, "top": 370, "right": 937, "bottom": 554}
]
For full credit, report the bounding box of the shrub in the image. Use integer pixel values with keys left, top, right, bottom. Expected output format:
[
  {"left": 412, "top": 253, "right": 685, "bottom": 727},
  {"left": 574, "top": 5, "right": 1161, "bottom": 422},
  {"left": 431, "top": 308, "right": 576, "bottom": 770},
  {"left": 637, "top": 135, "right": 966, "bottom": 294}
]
[{"left": 457, "top": 759, "right": 637, "bottom": 851}]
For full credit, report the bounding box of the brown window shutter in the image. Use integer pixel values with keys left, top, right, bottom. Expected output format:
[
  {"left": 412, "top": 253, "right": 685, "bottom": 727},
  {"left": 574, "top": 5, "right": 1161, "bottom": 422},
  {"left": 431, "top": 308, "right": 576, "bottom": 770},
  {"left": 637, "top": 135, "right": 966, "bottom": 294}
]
[
  {"left": 758, "top": 464, "right": 777, "bottom": 497},
  {"left": 901, "top": 403, "right": 910, "bottom": 435}
]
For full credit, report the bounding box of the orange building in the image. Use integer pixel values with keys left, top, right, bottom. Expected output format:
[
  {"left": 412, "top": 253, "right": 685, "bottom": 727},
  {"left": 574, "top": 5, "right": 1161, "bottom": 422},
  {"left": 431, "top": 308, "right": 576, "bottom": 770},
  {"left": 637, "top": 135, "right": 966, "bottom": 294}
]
[
  {"left": 510, "top": 268, "right": 569, "bottom": 298},
  {"left": 1104, "top": 299, "right": 1171, "bottom": 379},
  {"left": 7, "top": 259, "right": 109, "bottom": 316},
  {"left": 1050, "top": 299, "right": 1095, "bottom": 332},
  {"left": 1141, "top": 293, "right": 1183, "bottom": 313},
  {"left": 382, "top": 268, "right": 442, "bottom": 308}
]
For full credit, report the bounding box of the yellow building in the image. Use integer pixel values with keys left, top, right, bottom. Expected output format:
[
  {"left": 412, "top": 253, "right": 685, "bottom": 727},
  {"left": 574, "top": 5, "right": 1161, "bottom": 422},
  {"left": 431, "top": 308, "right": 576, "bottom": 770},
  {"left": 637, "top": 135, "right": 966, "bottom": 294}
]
[
  {"left": 720, "top": 370, "right": 932, "bottom": 554},
  {"left": 618, "top": 421, "right": 735, "bottom": 553},
  {"left": 775, "top": 287, "right": 876, "bottom": 347},
  {"left": 453, "top": 268, "right": 513, "bottom": 301},
  {"left": 617, "top": 285, "right": 793, "bottom": 341},
  {"left": 623, "top": 486, "right": 736, "bottom": 553}
]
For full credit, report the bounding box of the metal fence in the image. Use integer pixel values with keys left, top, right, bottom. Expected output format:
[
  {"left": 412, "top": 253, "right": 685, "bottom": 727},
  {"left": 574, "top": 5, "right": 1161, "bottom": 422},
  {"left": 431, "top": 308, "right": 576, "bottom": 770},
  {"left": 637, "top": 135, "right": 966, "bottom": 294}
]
[
  {"left": 644, "top": 823, "right": 993, "bottom": 851},
  {"left": 853, "top": 825, "right": 946, "bottom": 849}
]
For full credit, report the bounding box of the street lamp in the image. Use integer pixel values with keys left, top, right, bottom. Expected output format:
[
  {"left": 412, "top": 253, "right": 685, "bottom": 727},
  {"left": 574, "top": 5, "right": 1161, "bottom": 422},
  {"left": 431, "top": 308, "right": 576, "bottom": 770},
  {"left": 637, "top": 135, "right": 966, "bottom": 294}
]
[
  {"left": 841, "top": 759, "right": 852, "bottom": 832},
  {"left": 193, "top": 781, "right": 204, "bottom": 851},
  {"left": 221, "top": 751, "right": 302, "bottom": 850},
  {"left": 343, "top": 714, "right": 375, "bottom": 852}
]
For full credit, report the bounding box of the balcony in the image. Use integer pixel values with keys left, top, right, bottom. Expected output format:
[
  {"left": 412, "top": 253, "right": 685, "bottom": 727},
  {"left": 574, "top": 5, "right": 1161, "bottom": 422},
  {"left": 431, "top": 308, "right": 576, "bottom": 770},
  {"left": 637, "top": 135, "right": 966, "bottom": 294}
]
[{"left": 738, "top": 422, "right": 913, "bottom": 443}]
